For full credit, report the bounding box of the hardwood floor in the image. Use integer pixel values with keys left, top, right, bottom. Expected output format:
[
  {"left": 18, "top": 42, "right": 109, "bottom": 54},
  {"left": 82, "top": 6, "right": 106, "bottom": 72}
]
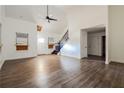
[
  {"left": 0, "top": 55, "right": 124, "bottom": 88},
  {"left": 87, "top": 55, "right": 105, "bottom": 61}
]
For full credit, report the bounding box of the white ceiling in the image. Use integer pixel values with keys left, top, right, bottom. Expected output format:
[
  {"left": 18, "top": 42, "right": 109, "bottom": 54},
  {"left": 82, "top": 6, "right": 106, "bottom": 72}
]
[{"left": 4, "top": 5, "right": 68, "bottom": 35}]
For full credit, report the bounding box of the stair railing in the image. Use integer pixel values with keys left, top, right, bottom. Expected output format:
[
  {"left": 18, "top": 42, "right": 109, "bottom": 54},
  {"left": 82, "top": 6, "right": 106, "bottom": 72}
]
[{"left": 51, "top": 30, "right": 69, "bottom": 54}]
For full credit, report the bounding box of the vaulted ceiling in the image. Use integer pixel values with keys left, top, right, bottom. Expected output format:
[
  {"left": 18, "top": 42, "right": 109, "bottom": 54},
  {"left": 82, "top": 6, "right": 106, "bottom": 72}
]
[{"left": 4, "top": 5, "right": 68, "bottom": 35}]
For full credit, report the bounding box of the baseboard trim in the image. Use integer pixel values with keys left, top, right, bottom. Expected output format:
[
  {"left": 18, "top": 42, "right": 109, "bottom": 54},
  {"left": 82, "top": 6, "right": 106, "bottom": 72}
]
[
  {"left": 5, "top": 56, "right": 37, "bottom": 62},
  {"left": 110, "top": 61, "right": 124, "bottom": 64},
  {"left": 37, "top": 54, "right": 47, "bottom": 56},
  {"left": 60, "top": 54, "right": 81, "bottom": 59}
]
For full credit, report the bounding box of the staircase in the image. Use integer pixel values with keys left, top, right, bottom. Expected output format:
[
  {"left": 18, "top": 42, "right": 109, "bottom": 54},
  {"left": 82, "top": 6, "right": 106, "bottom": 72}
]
[{"left": 51, "top": 30, "right": 69, "bottom": 54}]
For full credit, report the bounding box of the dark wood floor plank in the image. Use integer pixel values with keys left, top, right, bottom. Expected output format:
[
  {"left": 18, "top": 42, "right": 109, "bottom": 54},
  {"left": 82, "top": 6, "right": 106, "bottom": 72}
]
[{"left": 0, "top": 55, "right": 124, "bottom": 88}]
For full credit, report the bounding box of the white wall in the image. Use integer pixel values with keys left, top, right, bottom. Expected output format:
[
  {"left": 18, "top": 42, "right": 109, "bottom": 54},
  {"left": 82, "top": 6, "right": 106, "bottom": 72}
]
[
  {"left": 37, "top": 31, "right": 60, "bottom": 55},
  {"left": 0, "top": 6, "right": 5, "bottom": 69},
  {"left": 2, "top": 17, "right": 37, "bottom": 60},
  {"left": 109, "top": 6, "right": 124, "bottom": 63},
  {"left": 61, "top": 6, "right": 108, "bottom": 59},
  {"left": 0, "top": 6, "right": 2, "bottom": 61},
  {"left": 0, "top": 23, "right": 2, "bottom": 69},
  {"left": 88, "top": 31, "right": 105, "bottom": 56},
  {"left": 0, "top": 6, "right": 2, "bottom": 23}
]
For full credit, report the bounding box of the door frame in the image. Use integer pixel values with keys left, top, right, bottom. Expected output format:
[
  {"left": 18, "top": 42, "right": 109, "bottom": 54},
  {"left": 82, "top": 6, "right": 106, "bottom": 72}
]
[{"left": 80, "top": 25, "right": 109, "bottom": 64}]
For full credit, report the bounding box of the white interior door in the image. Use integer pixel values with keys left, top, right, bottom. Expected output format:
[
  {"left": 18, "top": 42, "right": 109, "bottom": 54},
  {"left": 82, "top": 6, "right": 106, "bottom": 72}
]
[
  {"left": 88, "top": 36, "right": 99, "bottom": 56},
  {"left": 81, "top": 31, "right": 88, "bottom": 58}
]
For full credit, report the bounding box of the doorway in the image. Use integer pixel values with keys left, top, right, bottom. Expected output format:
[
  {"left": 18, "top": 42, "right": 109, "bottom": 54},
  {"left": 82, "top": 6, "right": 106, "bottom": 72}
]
[
  {"left": 102, "top": 36, "right": 106, "bottom": 57},
  {"left": 81, "top": 26, "right": 106, "bottom": 62}
]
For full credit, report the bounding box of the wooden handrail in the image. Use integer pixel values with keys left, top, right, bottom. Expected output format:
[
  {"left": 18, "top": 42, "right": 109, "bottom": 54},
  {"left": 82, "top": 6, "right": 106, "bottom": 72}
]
[{"left": 59, "top": 30, "right": 69, "bottom": 44}]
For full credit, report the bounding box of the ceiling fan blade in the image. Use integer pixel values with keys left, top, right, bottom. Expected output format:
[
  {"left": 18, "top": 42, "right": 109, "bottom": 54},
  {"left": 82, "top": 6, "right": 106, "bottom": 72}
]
[{"left": 48, "top": 17, "right": 58, "bottom": 21}]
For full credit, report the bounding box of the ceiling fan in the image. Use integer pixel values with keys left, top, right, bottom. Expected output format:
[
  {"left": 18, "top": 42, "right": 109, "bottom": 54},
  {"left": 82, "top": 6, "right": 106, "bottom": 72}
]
[{"left": 45, "top": 5, "right": 58, "bottom": 23}]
